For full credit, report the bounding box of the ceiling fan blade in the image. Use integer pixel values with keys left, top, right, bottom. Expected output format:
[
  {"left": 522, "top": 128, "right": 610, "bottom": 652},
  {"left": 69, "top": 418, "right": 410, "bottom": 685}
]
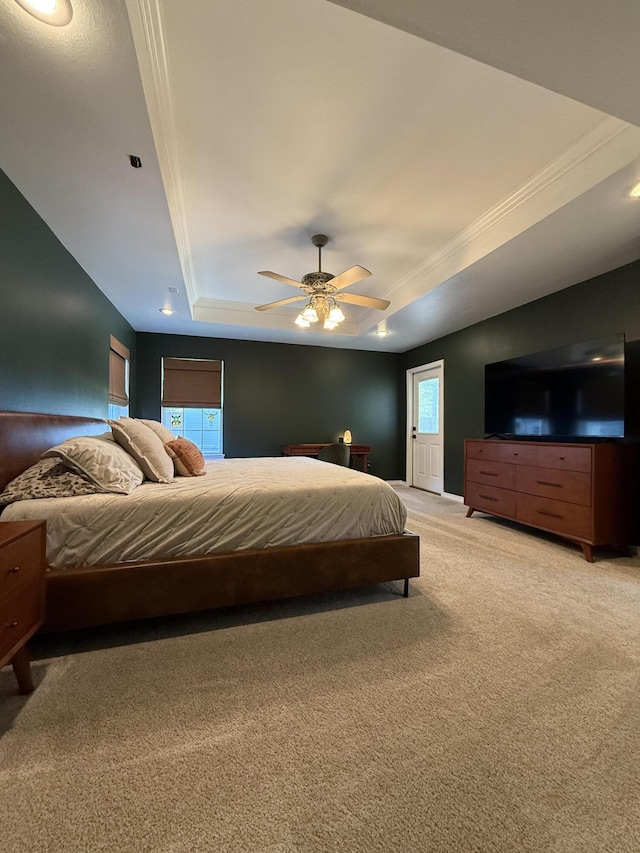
[
  {"left": 338, "top": 292, "right": 390, "bottom": 310},
  {"left": 255, "top": 294, "right": 307, "bottom": 312},
  {"left": 328, "top": 265, "right": 371, "bottom": 291},
  {"left": 258, "top": 271, "right": 304, "bottom": 289}
]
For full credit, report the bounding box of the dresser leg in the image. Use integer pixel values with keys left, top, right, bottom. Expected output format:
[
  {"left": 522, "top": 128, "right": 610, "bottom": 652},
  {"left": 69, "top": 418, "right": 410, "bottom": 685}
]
[
  {"left": 466, "top": 507, "right": 474, "bottom": 518},
  {"left": 11, "top": 646, "right": 35, "bottom": 694},
  {"left": 580, "top": 542, "right": 594, "bottom": 563}
]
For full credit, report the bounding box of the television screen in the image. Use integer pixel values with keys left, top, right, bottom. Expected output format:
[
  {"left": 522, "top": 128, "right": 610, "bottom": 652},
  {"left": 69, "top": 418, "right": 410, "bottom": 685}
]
[{"left": 484, "top": 334, "right": 625, "bottom": 439}]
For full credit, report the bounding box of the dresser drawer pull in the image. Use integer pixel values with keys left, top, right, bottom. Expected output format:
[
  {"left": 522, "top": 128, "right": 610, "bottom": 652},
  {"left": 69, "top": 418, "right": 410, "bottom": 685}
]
[
  {"left": 8, "top": 566, "right": 21, "bottom": 574},
  {"left": 536, "top": 510, "right": 563, "bottom": 520},
  {"left": 480, "top": 470, "right": 498, "bottom": 476},
  {"left": 536, "top": 480, "right": 562, "bottom": 488},
  {"left": 478, "top": 494, "right": 498, "bottom": 502},
  {"left": 6, "top": 621, "right": 18, "bottom": 629}
]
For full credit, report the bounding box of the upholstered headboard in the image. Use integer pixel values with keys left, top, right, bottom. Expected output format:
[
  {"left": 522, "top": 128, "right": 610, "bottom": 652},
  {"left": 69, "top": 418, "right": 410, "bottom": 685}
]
[{"left": 0, "top": 411, "right": 107, "bottom": 491}]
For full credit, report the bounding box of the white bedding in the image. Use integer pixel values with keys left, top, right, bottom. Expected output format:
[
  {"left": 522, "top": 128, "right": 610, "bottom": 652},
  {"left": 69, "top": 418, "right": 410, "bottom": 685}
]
[{"left": 2, "top": 457, "right": 407, "bottom": 569}]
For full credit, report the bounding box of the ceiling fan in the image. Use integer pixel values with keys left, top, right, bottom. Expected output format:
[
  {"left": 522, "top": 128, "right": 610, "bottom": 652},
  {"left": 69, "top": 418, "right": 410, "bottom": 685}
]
[{"left": 255, "top": 234, "right": 390, "bottom": 330}]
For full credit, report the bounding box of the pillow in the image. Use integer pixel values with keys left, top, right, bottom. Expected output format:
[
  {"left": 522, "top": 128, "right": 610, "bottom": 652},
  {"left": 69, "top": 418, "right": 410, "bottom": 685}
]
[
  {"left": 0, "top": 458, "right": 108, "bottom": 508},
  {"left": 43, "top": 435, "right": 144, "bottom": 494},
  {"left": 135, "top": 419, "right": 175, "bottom": 444},
  {"left": 109, "top": 418, "right": 174, "bottom": 483},
  {"left": 165, "top": 438, "right": 206, "bottom": 476}
]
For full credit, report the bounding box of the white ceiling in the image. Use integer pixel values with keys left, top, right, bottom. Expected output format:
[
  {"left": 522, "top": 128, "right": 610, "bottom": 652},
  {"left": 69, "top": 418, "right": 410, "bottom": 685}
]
[{"left": 1, "top": 0, "right": 640, "bottom": 353}]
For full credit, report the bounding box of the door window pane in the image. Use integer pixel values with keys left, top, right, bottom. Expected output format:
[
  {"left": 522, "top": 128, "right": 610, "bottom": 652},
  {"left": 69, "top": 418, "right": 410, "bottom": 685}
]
[{"left": 418, "top": 377, "right": 439, "bottom": 434}]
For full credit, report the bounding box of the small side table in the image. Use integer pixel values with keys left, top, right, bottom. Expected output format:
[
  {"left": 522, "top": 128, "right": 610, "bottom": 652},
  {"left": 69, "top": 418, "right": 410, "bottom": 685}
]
[
  {"left": 282, "top": 443, "right": 371, "bottom": 473},
  {"left": 0, "top": 521, "right": 46, "bottom": 694}
]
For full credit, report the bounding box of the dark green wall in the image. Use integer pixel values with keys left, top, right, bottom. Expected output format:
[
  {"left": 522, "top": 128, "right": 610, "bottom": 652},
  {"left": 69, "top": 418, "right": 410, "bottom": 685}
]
[
  {"left": 134, "top": 333, "right": 403, "bottom": 480},
  {"left": 8, "top": 154, "right": 640, "bottom": 492},
  {"left": 401, "top": 259, "right": 640, "bottom": 495},
  {"left": 0, "top": 168, "right": 135, "bottom": 417}
]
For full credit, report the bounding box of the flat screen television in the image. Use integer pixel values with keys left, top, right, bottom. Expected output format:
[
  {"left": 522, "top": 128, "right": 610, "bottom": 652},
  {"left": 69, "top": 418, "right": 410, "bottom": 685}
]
[{"left": 484, "top": 334, "right": 625, "bottom": 440}]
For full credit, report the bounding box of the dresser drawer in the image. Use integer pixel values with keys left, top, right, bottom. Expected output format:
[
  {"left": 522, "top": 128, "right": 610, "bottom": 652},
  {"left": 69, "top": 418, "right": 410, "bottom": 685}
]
[
  {"left": 0, "top": 585, "right": 41, "bottom": 661},
  {"left": 466, "top": 441, "right": 500, "bottom": 462},
  {"left": 516, "top": 466, "right": 592, "bottom": 506},
  {"left": 496, "top": 443, "right": 539, "bottom": 466},
  {"left": 466, "top": 458, "right": 516, "bottom": 489},
  {"left": 0, "top": 528, "right": 43, "bottom": 602},
  {"left": 537, "top": 445, "right": 592, "bottom": 473},
  {"left": 517, "top": 494, "right": 592, "bottom": 540},
  {"left": 465, "top": 481, "right": 516, "bottom": 517}
]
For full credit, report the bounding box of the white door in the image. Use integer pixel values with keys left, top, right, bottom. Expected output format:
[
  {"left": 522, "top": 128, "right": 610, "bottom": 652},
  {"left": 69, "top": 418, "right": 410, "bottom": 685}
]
[{"left": 410, "top": 363, "right": 443, "bottom": 493}]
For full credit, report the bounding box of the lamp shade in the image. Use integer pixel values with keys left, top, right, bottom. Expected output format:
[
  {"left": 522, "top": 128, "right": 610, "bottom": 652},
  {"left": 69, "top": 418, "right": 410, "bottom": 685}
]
[
  {"left": 301, "top": 304, "right": 319, "bottom": 323},
  {"left": 343, "top": 429, "right": 352, "bottom": 444}
]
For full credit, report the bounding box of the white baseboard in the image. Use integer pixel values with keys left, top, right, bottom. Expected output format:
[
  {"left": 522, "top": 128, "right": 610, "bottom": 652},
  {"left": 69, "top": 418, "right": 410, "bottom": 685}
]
[{"left": 389, "top": 482, "right": 464, "bottom": 504}]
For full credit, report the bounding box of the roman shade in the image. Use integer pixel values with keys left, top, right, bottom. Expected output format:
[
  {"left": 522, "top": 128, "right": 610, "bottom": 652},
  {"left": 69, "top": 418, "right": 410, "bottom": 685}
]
[
  {"left": 109, "top": 336, "right": 130, "bottom": 407},
  {"left": 162, "top": 358, "right": 222, "bottom": 408}
]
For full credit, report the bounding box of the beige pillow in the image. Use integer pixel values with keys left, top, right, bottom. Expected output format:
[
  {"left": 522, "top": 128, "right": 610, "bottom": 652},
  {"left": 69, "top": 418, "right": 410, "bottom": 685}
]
[
  {"left": 165, "top": 438, "right": 206, "bottom": 476},
  {"left": 109, "top": 418, "right": 175, "bottom": 483},
  {"left": 135, "top": 419, "right": 175, "bottom": 444},
  {"left": 43, "top": 435, "right": 144, "bottom": 494}
]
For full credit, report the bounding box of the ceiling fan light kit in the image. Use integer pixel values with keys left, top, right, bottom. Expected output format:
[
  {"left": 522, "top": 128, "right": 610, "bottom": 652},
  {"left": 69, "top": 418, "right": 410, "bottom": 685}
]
[{"left": 256, "top": 234, "right": 390, "bottom": 332}]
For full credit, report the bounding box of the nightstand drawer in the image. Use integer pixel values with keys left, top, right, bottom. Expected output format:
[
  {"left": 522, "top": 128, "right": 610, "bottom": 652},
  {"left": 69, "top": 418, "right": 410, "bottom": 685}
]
[
  {"left": 0, "top": 528, "right": 43, "bottom": 602},
  {"left": 0, "top": 586, "right": 41, "bottom": 661}
]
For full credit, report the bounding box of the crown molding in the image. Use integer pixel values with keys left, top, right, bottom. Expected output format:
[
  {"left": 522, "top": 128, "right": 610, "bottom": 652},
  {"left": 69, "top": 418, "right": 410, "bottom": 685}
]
[
  {"left": 125, "top": 0, "right": 198, "bottom": 314},
  {"left": 357, "top": 115, "right": 640, "bottom": 332}
]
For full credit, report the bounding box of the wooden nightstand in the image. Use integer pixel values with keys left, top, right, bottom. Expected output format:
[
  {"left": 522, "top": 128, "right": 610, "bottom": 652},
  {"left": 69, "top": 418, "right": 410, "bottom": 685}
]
[{"left": 0, "top": 521, "right": 46, "bottom": 694}]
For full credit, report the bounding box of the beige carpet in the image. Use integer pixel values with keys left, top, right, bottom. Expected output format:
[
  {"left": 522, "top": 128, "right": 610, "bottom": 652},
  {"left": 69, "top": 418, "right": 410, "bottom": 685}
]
[{"left": 2, "top": 486, "right": 640, "bottom": 852}]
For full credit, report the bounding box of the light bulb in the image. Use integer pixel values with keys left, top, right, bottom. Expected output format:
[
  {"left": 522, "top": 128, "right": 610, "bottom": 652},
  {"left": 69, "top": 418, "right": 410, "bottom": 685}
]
[
  {"left": 328, "top": 305, "right": 345, "bottom": 324},
  {"left": 301, "top": 304, "right": 319, "bottom": 323},
  {"left": 15, "top": 0, "right": 72, "bottom": 25},
  {"left": 159, "top": 307, "right": 174, "bottom": 315},
  {"left": 29, "top": 0, "right": 57, "bottom": 11},
  {"left": 323, "top": 319, "right": 339, "bottom": 330},
  {"left": 295, "top": 313, "right": 310, "bottom": 328}
]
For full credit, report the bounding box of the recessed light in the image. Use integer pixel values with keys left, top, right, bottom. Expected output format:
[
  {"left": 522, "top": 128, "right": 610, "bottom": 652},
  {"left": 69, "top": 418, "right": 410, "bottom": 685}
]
[
  {"left": 14, "top": 0, "right": 73, "bottom": 26},
  {"left": 375, "top": 322, "right": 390, "bottom": 337},
  {"left": 159, "top": 307, "right": 174, "bottom": 316},
  {"left": 630, "top": 182, "right": 640, "bottom": 198}
]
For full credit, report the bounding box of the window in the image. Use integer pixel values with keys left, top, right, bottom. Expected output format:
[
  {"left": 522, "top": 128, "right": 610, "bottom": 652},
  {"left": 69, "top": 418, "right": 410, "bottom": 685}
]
[
  {"left": 108, "top": 335, "right": 129, "bottom": 419},
  {"left": 161, "top": 358, "right": 223, "bottom": 457},
  {"left": 417, "top": 376, "right": 439, "bottom": 434}
]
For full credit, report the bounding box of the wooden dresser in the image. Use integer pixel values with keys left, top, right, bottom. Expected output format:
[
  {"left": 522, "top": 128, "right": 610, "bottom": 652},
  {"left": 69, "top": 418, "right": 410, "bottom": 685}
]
[
  {"left": 0, "top": 521, "right": 46, "bottom": 693},
  {"left": 464, "top": 439, "right": 633, "bottom": 561}
]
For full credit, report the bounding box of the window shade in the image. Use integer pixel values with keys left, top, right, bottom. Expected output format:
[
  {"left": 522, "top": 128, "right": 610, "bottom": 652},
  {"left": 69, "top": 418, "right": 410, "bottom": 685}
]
[
  {"left": 109, "top": 336, "right": 130, "bottom": 406},
  {"left": 162, "top": 358, "right": 222, "bottom": 408}
]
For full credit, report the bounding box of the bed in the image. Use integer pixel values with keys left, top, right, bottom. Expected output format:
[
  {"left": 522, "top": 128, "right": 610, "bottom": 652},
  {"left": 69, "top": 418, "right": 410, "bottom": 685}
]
[{"left": 0, "top": 411, "right": 419, "bottom": 631}]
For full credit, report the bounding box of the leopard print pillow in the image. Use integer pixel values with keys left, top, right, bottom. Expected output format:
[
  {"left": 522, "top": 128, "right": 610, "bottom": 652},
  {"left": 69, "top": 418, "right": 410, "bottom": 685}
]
[{"left": 0, "top": 458, "right": 104, "bottom": 509}]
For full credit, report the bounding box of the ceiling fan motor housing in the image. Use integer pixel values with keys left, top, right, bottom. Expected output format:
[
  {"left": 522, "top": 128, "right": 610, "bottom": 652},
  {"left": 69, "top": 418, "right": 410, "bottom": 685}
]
[{"left": 302, "top": 271, "right": 334, "bottom": 290}]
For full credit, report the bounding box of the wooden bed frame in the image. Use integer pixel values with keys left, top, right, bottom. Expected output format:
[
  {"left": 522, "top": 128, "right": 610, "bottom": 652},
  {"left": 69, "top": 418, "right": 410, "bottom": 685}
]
[{"left": 0, "top": 411, "right": 420, "bottom": 632}]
